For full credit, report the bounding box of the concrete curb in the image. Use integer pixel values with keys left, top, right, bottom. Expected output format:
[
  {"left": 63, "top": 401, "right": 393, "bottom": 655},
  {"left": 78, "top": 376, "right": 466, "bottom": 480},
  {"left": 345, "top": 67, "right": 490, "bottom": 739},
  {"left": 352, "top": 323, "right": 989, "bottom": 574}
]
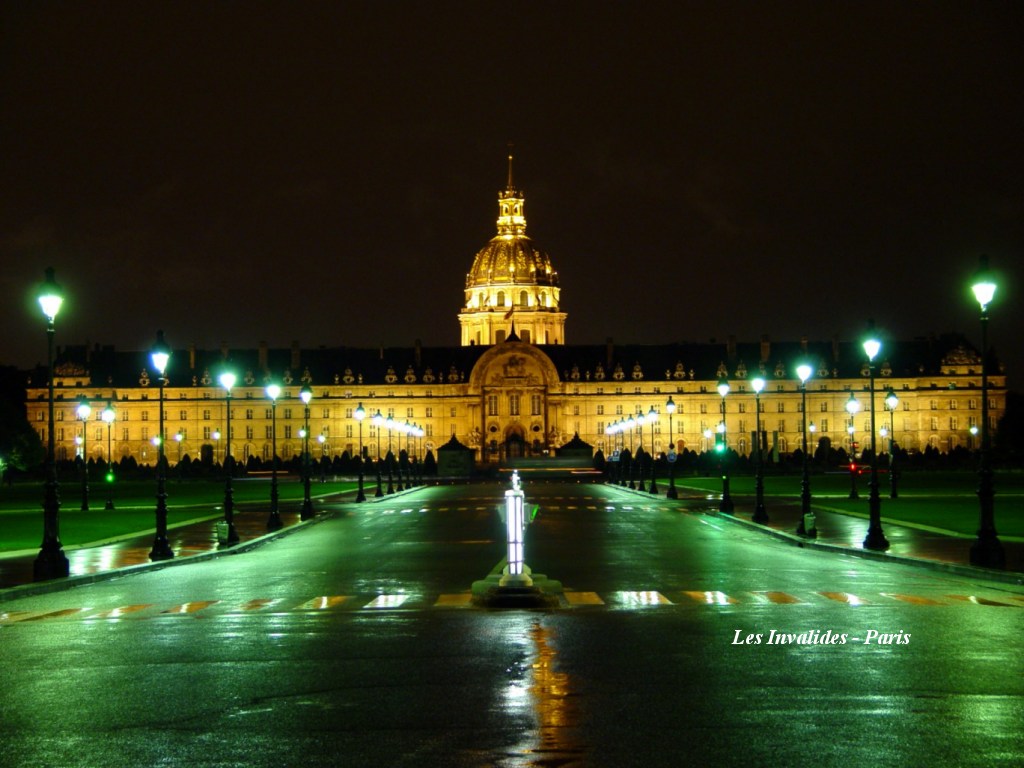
[
  {"left": 0, "top": 485, "right": 425, "bottom": 603},
  {"left": 709, "top": 508, "right": 1024, "bottom": 587}
]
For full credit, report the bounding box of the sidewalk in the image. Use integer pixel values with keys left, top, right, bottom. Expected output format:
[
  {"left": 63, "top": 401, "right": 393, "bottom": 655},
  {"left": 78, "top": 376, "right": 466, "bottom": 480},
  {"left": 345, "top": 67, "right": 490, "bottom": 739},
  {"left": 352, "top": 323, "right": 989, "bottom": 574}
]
[
  {"left": 718, "top": 495, "right": 1024, "bottom": 583},
  {"left": 0, "top": 486, "right": 421, "bottom": 598},
  {"left": 615, "top": 482, "right": 1024, "bottom": 583}
]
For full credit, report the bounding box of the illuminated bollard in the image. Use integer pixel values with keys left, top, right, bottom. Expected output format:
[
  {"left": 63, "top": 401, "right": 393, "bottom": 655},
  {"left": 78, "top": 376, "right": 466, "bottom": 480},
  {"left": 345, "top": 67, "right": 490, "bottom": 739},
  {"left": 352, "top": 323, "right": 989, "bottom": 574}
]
[{"left": 500, "top": 470, "right": 532, "bottom": 587}]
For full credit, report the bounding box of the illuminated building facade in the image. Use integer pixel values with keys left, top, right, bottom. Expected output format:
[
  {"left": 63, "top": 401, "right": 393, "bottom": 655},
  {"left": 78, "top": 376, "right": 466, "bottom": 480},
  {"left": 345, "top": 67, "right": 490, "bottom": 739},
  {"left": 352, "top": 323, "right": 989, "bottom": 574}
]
[{"left": 26, "top": 163, "right": 1005, "bottom": 468}]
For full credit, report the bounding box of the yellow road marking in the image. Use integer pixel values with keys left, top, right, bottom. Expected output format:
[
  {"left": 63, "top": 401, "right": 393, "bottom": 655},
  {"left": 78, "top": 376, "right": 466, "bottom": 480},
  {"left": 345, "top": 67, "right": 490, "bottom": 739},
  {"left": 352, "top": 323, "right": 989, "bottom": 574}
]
[
  {"left": 295, "top": 596, "right": 348, "bottom": 611},
  {"left": 434, "top": 594, "right": 474, "bottom": 607},
  {"left": 946, "top": 595, "right": 1020, "bottom": 607},
  {"left": 564, "top": 591, "right": 605, "bottom": 606},
  {"left": 750, "top": 591, "right": 802, "bottom": 604},
  {"left": 880, "top": 593, "right": 946, "bottom": 606},
  {"left": 615, "top": 590, "right": 672, "bottom": 605},
  {"left": 819, "top": 592, "right": 868, "bottom": 605},
  {"left": 682, "top": 590, "right": 738, "bottom": 605},
  {"left": 161, "top": 601, "right": 219, "bottom": 614},
  {"left": 364, "top": 594, "right": 411, "bottom": 609},
  {"left": 88, "top": 604, "right": 154, "bottom": 619}
]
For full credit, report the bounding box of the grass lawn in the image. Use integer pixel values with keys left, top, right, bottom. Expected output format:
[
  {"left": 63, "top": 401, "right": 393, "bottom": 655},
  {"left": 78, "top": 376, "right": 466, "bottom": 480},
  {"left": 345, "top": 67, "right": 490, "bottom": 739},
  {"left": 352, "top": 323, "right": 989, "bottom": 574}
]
[
  {"left": 0, "top": 477, "right": 358, "bottom": 552},
  {"left": 675, "top": 470, "right": 1024, "bottom": 538}
]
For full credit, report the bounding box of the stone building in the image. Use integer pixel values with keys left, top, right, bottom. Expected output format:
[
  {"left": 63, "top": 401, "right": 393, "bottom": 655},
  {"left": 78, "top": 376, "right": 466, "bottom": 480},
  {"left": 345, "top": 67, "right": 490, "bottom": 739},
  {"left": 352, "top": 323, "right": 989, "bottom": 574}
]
[{"left": 26, "top": 159, "right": 1006, "bottom": 468}]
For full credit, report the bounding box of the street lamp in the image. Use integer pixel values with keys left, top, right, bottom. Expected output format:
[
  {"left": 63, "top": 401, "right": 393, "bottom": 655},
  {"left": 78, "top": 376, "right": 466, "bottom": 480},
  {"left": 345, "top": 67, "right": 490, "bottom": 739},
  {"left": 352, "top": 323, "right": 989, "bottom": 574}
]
[
  {"left": 969, "top": 255, "right": 1004, "bottom": 568},
  {"left": 845, "top": 392, "right": 860, "bottom": 499},
  {"left": 646, "top": 405, "right": 659, "bottom": 494},
  {"left": 665, "top": 396, "right": 678, "bottom": 499},
  {"left": 300, "top": 384, "right": 314, "bottom": 519},
  {"left": 751, "top": 376, "right": 768, "bottom": 524},
  {"left": 625, "top": 414, "right": 637, "bottom": 488},
  {"left": 862, "top": 325, "right": 889, "bottom": 551},
  {"left": 372, "top": 410, "right": 385, "bottom": 497},
  {"left": 219, "top": 369, "right": 239, "bottom": 544},
  {"left": 265, "top": 382, "right": 282, "bottom": 530},
  {"left": 384, "top": 415, "right": 396, "bottom": 493},
  {"left": 102, "top": 401, "right": 116, "bottom": 509},
  {"left": 354, "top": 402, "right": 367, "bottom": 502},
  {"left": 76, "top": 397, "right": 91, "bottom": 511},
  {"left": 795, "top": 363, "right": 814, "bottom": 536},
  {"left": 149, "top": 330, "right": 174, "bottom": 561},
  {"left": 884, "top": 388, "right": 900, "bottom": 499},
  {"left": 34, "top": 267, "right": 69, "bottom": 580},
  {"left": 717, "top": 377, "right": 733, "bottom": 512}
]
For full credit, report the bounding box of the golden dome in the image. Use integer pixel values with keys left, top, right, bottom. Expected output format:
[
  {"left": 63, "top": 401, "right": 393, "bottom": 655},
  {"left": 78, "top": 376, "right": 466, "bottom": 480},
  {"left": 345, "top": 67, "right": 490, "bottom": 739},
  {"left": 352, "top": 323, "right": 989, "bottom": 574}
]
[
  {"left": 465, "top": 150, "right": 558, "bottom": 289},
  {"left": 466, "top": 235, "right": 558, "bottom": 289}
]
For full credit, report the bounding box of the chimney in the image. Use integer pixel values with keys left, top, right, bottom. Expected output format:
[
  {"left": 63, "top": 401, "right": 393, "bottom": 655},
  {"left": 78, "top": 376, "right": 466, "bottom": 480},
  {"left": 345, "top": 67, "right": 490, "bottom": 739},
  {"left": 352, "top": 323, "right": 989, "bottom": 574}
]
[
  {"left": 800, "top": 335, "right": 808, "bottom": 353},
  {"left": 832, "top": 335, "right": 841, "bottom": 362},
  {"left": 727, "top": 335, "right": 737, "bottom": 360},
  {"left": 290, "top": 341, "right": 300, "bottom": 371},
  {"left": 258, "top": 341, "right": 268, "bottom": 372},
  {"left": 760, "top": 334, "right": 770, "bottom": 363},
  {"left": 189, "top": 343, "right": 196, "bottom": 371}
]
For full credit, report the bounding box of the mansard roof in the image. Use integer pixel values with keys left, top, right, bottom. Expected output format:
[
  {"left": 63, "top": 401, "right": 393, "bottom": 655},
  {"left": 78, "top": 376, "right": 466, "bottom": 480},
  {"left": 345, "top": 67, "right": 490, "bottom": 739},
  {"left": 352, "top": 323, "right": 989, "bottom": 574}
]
[{"left": 32, "top": 332, "right": 994, "bottom": 390}]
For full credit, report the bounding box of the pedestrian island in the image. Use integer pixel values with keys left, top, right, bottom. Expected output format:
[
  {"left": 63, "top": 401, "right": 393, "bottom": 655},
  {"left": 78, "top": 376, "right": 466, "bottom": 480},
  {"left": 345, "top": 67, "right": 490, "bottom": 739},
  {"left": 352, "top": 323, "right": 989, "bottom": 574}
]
[{"left": 472, "top": 470, "right": 561, "bottom": 607}]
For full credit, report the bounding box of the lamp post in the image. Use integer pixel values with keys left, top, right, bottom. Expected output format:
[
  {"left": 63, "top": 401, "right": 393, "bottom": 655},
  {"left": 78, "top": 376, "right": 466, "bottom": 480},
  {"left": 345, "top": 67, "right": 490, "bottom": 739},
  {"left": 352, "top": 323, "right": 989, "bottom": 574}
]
[
  {"left": 372, "top": 410, "right": 384, "bottom": 497},
  {"left": 665, "top": 396, "right": 678, "bottom": 499},
  {"left": 795, "top": 364, "right": 814, "bottom": 535},
  {"left": 266, "top": 382, "right": 282, "bottom": 530},
  {"left": 219, "top": 369, "right": 239, "bottom": 544},
  {"left": 394, "top": 419, "right": 404, "bottom": 492},
  {"left": 148, "top": 331, "right": 174, "bottom": 561},
  {"left": 845, "top": 392, "right": 860, "bottom": 499},
  {"left": 76, "top": 397, "right": 91, "bottom": 511},
  {"left": 969, "top": 255, "right": 1004, "bottom": 568},
  {"left": 384, "top": 415, "right": 395, "bottom": 493},
  {"left": 751, "top": 376, "right": 768, "bottom": 523},
  {"left": 102, "top": 401, "right": 116, "bottom": 509},
  {"left": 717, "top": 377, "right": 733, "bottom": 512},
  {"left": 34, "top": 267, "right": 69, "bottom": 580},
  {"left": 300, "top": 384, "right": 314, "bottom": 519},
  {"left": 884, "top": 388, "right": 900, "bottom": 499},
  {"left": 646, "top": 405, "right": 659, "bottom": 494},
  {"left": 354, "top": 402, "right": 367, "bottom": 502},
  {"left": 861, "top": 326, "right": 889, "bottom": 550},
  {"left": 625, "top": 415, "right": 637, "bottom": 488}
]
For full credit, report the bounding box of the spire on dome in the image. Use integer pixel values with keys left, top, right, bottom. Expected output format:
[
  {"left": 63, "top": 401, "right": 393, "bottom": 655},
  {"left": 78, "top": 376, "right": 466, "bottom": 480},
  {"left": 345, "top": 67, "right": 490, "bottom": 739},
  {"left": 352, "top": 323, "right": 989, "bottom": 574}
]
[
  {"left": 497, "top": 144, "right": 526, "bottom": 237},
  {"left": 506, "top": 142, "right": 515, "bottom": 193}
]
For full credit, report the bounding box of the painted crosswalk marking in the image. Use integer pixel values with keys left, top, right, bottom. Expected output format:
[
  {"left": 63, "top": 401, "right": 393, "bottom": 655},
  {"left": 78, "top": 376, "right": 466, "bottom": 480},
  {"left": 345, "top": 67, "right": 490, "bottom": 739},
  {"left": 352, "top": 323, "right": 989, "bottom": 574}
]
[
  {"left": 819, "top": 592, "right": 869, "bottom": 605},
  {"left": 682, "top": 590, "right": 738, "bottom": 605},
  {"left": 564, "top": 591, "right": 605, "bottom": 606},
  {"left": 750, "top": 591, "right": 803, "bottom": 604},
  {"left": 364, "top": 594, "right": 410, "bottom": 609},
  {"left": 434, "top": 594, "right": 474, "bottom": 607},
  {"left": 614, "top": 591, "right": 672, "bottom": 605},
  {"left": 296, "top": 596, "right": 348, "bottom": 610},
  {"left": 88, "top": 604, "right": 154, "bottom": 619},
  {"left": 6, "top": 588, "right": 1024, "bottom": 624},
  {"left": 161, "top": 601, "right": 219, "bottom": 614}
]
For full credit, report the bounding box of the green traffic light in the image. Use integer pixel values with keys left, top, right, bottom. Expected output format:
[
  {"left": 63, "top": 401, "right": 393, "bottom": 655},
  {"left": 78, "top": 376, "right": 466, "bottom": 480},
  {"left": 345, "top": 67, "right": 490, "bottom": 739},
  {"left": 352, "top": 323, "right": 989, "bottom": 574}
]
[
  {"left": 106, "top": 472, "right": 115, "bottom": 483},
  {"left": 715, "top": 443, "right": 725, "bottom": 454}
]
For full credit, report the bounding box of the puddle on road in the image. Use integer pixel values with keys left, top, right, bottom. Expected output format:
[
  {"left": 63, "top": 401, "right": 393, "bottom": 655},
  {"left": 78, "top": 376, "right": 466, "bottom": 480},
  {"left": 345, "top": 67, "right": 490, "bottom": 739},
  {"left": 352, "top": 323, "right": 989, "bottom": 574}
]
[{"left": 497, "top": 618, "right": 586, "bottom": 766}]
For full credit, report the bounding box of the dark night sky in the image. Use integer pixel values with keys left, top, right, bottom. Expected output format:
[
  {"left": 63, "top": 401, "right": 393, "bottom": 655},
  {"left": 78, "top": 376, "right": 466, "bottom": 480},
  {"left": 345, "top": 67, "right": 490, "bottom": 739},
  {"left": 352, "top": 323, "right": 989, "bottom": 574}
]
[{"left": 2, "top": 2, "right": 1022, "bottom": 382}]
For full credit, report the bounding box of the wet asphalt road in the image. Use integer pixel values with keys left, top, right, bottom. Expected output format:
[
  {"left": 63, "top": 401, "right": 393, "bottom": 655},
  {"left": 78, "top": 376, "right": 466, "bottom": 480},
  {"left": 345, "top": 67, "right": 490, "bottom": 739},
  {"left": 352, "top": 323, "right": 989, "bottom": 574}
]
[{"left": 2, "top": 481, "right": 1022, "bottom": 767}]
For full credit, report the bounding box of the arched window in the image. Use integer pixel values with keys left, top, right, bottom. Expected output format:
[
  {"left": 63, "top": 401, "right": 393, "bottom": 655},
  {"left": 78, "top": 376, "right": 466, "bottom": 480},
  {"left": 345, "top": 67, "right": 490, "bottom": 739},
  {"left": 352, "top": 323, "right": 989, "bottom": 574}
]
[
  {"left": 519, "top": 290, "right": 528, "bottom": 306},
  {"left": 497, "top": 291, "right": 506, "bottom": 307}
]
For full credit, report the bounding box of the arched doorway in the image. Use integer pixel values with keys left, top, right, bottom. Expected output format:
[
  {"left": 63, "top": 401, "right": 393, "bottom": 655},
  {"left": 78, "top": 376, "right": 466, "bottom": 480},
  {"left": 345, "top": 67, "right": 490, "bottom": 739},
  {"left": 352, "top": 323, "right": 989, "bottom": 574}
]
[{"left": 505, "top": 425, "right": 526, "bottom": 459}]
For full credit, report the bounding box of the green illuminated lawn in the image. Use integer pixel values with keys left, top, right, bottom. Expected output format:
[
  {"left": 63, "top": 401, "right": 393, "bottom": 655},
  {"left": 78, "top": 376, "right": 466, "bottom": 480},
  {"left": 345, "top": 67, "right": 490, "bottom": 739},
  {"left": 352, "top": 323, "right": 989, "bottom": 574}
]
[
  {"left": 0, "top": 477, "right": 358, "bottom": 552},
  {"left": 676, "top": 471, "right": 1024, "bottom": 538}
]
